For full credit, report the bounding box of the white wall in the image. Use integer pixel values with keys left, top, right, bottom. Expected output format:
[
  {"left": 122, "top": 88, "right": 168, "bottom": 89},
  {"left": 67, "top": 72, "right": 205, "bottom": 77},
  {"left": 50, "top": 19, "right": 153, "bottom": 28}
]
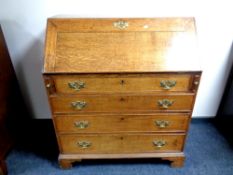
[{"left": 0, "top": 0, "right": 233, "bottom": 118}]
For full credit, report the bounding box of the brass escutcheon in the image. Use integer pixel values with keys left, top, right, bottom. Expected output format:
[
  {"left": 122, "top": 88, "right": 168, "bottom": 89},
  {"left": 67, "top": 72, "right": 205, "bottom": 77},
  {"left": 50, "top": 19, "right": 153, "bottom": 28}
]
[
  {"left": 71, "top": 101, "right": 87, "bottom": 110},
  {"left": 155, "top": 120, "right": 170, "bottom": 128},
  {"left": 120, "top": 80, "right": 125, "bottom": 85},
  {"left": 153, "top": 140, "right": 166, "bottom": 148},
  {"left": 77, "top": 141, "right": 92, "bottom": 149},
  {"left": 157, "top": 99, "right": 174, "bottom": 109},
  {"left": 68, "top": 81, "right": 85, "bottom": 91},
  {"left": 74, "top": 121, "right": 89, "bottom": 129},
  {"left": 160, "top": 80, "right": 176, "bottom": 90},
  {"left": 113, "top": 20, "right": 129, "bottom": 30}
]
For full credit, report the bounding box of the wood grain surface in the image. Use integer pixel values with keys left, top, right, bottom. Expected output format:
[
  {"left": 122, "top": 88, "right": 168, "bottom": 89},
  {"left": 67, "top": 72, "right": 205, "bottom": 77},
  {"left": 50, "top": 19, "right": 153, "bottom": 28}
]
[
  {"left": 59, "top": 133, "right": 185, "bottom": 154},
  {"left": 50, "top": 73, "right": 193, "bottom": 94},
  {"left": 54, "top": 113, "right": 190, "bottom": 133},
  {"left": 43, "top": 18, "right": 200, "bottom": 73},
  {"left": 51, "top": 94, "right": 194, "bottom": 114}
]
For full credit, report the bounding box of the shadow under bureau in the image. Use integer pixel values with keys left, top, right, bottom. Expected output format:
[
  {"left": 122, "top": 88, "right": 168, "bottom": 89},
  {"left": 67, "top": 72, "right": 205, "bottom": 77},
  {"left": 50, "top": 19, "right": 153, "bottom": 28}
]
[{"left": 43, "top": 18, "right": 201, "bottom": 168}]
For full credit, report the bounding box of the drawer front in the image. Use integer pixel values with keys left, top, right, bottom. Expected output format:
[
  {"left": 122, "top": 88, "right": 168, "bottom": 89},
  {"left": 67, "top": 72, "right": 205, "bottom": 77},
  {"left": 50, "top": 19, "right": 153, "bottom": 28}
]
[
  {"left": 51, "top": 94, "right": 194, "bottom": 114},
  {"left": 55, "top": 114, "right": 189, "bottom": 133},
  {"left": 59, "top": 134, "right": 185, "bottom": 154},
  {"left": 48, "top": 74, "right": 193, "bottom": 94}
]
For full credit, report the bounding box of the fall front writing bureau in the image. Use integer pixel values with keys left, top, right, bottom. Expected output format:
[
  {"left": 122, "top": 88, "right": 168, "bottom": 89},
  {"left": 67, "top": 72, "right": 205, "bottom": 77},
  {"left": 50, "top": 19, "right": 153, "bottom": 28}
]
[{"left": 43, "top": 18, "right": 201, "bottom": 168}]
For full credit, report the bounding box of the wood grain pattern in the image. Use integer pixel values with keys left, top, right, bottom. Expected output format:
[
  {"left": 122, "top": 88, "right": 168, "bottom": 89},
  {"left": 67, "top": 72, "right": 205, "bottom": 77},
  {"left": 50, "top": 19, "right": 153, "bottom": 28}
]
[
  {"left": 59, "top": 133, "right": 185, "bottom": 154},
  {"left": 44, "top": 21, "right": 57, "bottom": 72},
  {"left": 50, "top": 74, "right": 193, "bottom": 94},
  {"left": 48, "top": 18, "right": 195, "bottom": 32},
  {"left": 51, "top": 94, "right": 194, "bottom": 114},
  {"left": 55, "top": 114, "right": 189, "bottom": 133},
  {"left": 43, "top": 18, "right": 200, "bottom": 73}
]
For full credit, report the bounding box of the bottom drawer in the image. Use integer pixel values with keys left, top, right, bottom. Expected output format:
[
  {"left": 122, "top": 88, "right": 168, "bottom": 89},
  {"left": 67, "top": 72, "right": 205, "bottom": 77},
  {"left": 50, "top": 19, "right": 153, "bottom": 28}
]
[{"left": 59, "top": 134, "right": 185, "bottom": 154}]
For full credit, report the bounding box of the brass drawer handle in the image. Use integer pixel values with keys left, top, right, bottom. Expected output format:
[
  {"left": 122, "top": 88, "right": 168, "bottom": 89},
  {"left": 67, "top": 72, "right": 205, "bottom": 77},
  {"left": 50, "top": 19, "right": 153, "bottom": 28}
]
[
  {"left": 77, "top": 141, "right": 92, "bottom": 149},
  {"left": 74, "top": 121, "right": 89, "bottom": 129},
  {"left": 113, "top": 20, "right": 128, "bottom": 29},
  {"left": 160, "top": 80, "right": 176, "bottom": 90},
  {"left": 155, "top": 120, "right": 170, "bottom": 128},
  {"left": 68, "top": 81, "right": 85, "bottom": 91},
  {"left": 71, "top": 101, "right": 87, "bottom": 110},
  {"left": 153, "top": 140, "right": 166, "bottom": 148},
  {"left": 157, "top": 99, "right": 174, "bottom": 109}
]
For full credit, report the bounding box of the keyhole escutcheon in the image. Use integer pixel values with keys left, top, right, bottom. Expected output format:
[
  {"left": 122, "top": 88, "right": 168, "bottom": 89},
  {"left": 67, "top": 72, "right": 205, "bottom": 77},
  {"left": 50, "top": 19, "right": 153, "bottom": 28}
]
[{"left": 120, "top": 80, "right": 125, "bottom": 85}]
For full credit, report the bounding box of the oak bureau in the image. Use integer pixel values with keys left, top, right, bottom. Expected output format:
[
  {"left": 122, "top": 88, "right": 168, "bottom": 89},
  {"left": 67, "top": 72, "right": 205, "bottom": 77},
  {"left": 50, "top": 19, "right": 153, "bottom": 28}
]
[{"left": 43, "top": 18, "right": 201, "bottom": 168}]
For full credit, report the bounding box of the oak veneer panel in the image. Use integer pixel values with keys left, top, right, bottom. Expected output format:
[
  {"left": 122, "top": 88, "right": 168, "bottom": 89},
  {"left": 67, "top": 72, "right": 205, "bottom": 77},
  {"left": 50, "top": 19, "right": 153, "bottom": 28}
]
[
  {"left": 54, "top": 32, "right": 198, "bottom": 73},
  {"left": 51, "top": 74, "right": 192, "bottom": 94},
  {"left": 51, "top": 94, "right": 194, "bottom": 114},
  {"left": 55, "top": 114, "right": 189, "bottom": 133},
  {"left": 43, "top": 18, "right": 200, "bottom": 73},
  {"left": 59, "top": 134, "right": 185, "bottom": 154}
]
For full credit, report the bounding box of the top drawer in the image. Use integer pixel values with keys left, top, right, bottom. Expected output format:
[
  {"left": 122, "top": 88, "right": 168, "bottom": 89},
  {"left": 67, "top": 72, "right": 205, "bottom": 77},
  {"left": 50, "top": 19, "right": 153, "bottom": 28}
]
[{"left": 44, "top": 73, "right": 199, "bottom": 94}]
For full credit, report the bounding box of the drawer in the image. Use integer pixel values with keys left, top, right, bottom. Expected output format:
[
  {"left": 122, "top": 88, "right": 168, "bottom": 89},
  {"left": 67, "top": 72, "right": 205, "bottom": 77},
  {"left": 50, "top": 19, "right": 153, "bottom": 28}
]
[
  {"left": 45, "top": 74, "right": 194, "bottom": 94},
  {"left": 51, "top": 94, "right": 194, "bottom": 114},
  {"left": 55, "top": 114, "right": 189, "bottom": 133},
  {"left": 59, "top": 134, "right": 185, "bottom": 154}
]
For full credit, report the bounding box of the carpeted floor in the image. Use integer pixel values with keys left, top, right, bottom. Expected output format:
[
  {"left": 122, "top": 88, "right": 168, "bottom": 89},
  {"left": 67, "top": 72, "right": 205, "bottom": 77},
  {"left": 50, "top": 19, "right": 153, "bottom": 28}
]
[{"left": 6, "top": 119, "right": 233, "bottom": 175}]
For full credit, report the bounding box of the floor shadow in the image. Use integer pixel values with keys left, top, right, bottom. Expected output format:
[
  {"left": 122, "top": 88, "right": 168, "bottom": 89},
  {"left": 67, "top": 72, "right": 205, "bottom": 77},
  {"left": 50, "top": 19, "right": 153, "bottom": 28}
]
[
  {"left": 73, "top": 158, "right": 171, "bottom": 167},
  {"left": 215, "top": 42, "right": 233, "bottom": 147},
  {"left": 13, "top": 119, "right": 58, "bottom": 161}
]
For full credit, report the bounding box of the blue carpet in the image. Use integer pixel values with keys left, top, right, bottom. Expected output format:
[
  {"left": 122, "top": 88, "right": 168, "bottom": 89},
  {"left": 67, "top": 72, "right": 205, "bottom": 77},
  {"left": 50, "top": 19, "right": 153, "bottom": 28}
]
[{"left": 6, "top": 120, "right": 233, "bottom": 175}]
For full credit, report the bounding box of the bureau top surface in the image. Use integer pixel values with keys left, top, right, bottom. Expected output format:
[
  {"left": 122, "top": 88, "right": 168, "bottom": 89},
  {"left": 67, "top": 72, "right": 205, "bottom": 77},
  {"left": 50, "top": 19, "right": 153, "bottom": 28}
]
[{"left": 43, "top": 18, "right": 201, "bottom": 73}]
